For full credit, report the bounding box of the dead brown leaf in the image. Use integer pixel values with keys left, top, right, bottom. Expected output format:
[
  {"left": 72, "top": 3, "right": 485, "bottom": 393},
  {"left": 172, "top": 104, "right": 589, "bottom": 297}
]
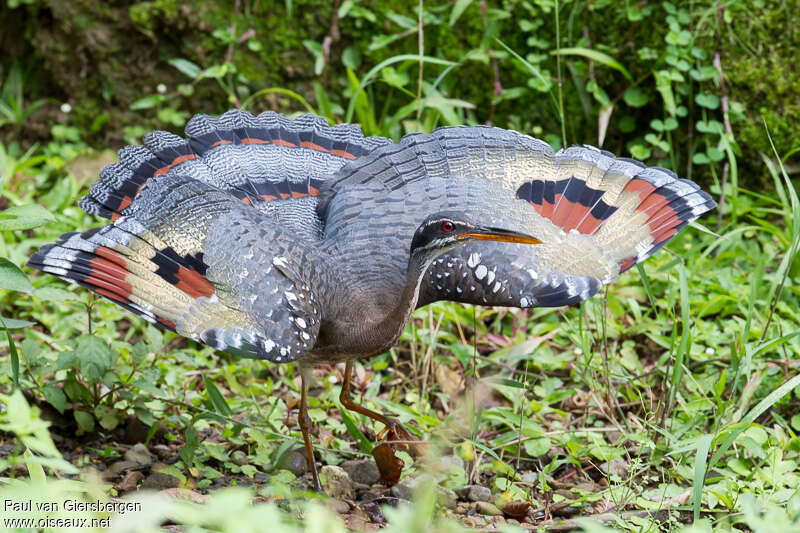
[
  {"left": 371, "top": 443, "right": 403, "bottom": 486},
  {"left": 116, "top": 470, "right": 144, "bottom": 491},
  {"left": 503, "top": 500, "right": 531, "bottom": 520}
]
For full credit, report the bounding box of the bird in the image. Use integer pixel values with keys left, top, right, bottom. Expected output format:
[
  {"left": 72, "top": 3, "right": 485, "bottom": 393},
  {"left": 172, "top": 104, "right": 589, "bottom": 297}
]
[{"left": 27, "top": 109, "right": 716, "bottom": 491}]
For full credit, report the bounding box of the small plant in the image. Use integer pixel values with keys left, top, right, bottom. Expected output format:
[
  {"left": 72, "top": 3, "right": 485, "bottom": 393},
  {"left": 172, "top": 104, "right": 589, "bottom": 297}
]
[{"left": 0, "top": 61, "right": 49, "bottom": 132}]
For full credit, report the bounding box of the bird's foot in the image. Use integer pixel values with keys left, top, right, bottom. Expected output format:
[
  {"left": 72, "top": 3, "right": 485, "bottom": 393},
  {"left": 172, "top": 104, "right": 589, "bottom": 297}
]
[{"left": 377, "top": 420, "right": 425, "bottom": 458}]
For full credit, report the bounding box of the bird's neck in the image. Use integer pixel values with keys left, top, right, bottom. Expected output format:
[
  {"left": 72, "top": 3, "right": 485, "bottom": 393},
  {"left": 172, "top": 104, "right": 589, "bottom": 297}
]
[
  {"left": 316, "top": 250, "right": 432, "bottom": 358},
  {"left": 369, "top": 251, "right": 429, "bottom": 341}
]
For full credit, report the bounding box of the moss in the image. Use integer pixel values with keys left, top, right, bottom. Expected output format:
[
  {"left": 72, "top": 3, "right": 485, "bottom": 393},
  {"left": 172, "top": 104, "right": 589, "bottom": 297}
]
[{"left": 723, "top": 0, "right": 800, "bottom": 161}]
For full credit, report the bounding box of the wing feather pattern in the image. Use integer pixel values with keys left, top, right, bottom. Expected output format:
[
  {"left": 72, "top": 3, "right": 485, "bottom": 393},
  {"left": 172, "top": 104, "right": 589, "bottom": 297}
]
[{"left": 319, "top": 126, "right": 715, "bottom": 309}]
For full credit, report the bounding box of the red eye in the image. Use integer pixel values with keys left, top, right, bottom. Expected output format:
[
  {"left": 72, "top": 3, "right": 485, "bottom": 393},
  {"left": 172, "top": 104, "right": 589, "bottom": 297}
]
[{"left": 441, "top": 221, "right": 455, "bottom": 233}]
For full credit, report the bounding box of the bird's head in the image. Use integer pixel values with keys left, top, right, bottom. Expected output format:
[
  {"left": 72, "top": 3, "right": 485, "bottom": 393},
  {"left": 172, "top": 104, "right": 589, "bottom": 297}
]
[{"left": 410, "top": 211, "right": 542, "bottom": 261}]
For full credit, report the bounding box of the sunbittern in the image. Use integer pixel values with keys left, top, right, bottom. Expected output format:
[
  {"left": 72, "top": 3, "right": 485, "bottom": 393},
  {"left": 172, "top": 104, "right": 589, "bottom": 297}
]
[{"left": 28, "top": 110, "right": 715, "bottom": 491}]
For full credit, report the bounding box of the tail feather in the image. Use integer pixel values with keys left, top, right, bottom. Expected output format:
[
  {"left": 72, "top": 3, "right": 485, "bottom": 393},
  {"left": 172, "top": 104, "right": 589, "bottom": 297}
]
[{"left": 79, "top": 110, "right": 390, "bottom": 230}]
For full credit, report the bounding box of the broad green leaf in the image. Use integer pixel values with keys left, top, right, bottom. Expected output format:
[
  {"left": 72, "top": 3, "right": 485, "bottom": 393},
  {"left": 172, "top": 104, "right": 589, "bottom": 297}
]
[
  {"left": 623, "top": 87, "right": 648, "bottom": 107},
  {"left": 168, "top": 58, "right": 202, "bottom": 79},
  {"left": 695, "top": 93, "right": 720, "bottom": 109},
  {"left": 61, "top": 335, "right": 118, "bottom": 384},
  {"left": 74, "top": 411, "right": 95, "bottom": 432},
  {"left": 94, "top": 404, "right": 120, "bottom": 430},
  {"left": 341, "top": 46, "right": 361, "bottom": 70},
  {"left": 553, "top": 47, "right": 633, "bottom": 81},
  {"left": 0, "top": 204, "right": 54, "bottom": 230},
  {"left": 0, "top": 316, "right": 33, "bottom": 328},
  {"left": 33, "top": 286, "right": 80, "bottom": 302},
  {"left": 524, "top": 437, "right": 551, "bottom": 457},
  {"left": 42, "top": 384, "right": 67, "bottom": 414},
  {"left": 0, "top": 257, "right": 33, "bottom": 293},
  {"left": 130, "top": 94, "right": 166, "bottom": 110}
]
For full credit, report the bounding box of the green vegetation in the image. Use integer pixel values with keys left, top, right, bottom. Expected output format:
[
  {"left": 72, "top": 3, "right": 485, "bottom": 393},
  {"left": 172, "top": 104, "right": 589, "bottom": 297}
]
[{"left": 1, "top": 0, "right": 799, "bottom": 531}]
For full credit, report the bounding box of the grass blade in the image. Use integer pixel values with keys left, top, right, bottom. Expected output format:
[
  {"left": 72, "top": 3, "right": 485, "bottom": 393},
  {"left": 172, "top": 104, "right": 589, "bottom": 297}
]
[
  {"left": 667, "top": 263, "right": 691, "bottom": 416},
  {"left": 551, "top": 47, "right": 633, "bottom": 81},
  {"left": 344, "top": 54, "right": 457, "bottom": 124},
  {"left": 708, "top": 372, "right": 800, "bottom": 471},
  {"left": 203, "top": 374, "right": 233, "bottom": 417},
  {"left": 692, "top": 434, "right": 712, "bottom": 523},
  {"left": 337, "top": 402, "right": 374, "bottom": 453},
  {"left": 1, "top": 317, "right": 20, "bottom": 390}
]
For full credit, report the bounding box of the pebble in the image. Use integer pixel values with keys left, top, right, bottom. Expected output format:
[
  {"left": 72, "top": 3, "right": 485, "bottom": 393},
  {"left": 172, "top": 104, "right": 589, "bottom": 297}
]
[
  {"left": 461, "top": 516, "right": 487, "bottom": 527},
  {"left": 438, "top": 455, "right": 465, "bottom": 472},
  {"left": 390, "top": 476, "right": 419, "bottom": 501},
  {"left": 390, "top": 476, "right": 457, "bottom": 509},
  {"left": 321, "top": 465, "right": 355, "bottom": 500},
  {"left": 152, "top": 444, "right": 172, "bottom": 460},
  {"left": 457, "top": 484, "right": 492, "bottom": 502},
  {"left": 124, "top": 443, "right": 153, "bottom": 465},
  {"left": 277, "top": 450, "right": 307, "bottom": 476},
  {"left": 231, "top": 450, "right": 248, "bottom": 466},
  {"left": 438, "top": 487, "right": 458, "bottom": 510},
  {"left": 326, "top": 498, "right": 350, "bottom": 514},
  {"left": 599, "top": 457, "right": 629, "bottom": 478},
  {"left": 341, "top": 459, "right": 380, "bottom": 485},
  {"left": 476, "top": 501, "right": 502, "bottom": 516}
]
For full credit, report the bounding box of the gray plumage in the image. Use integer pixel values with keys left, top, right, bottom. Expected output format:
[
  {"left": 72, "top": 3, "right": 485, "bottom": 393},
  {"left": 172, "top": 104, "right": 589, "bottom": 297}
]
[{"left": 28, "top": 109, "right": 716, "bottom": 366}]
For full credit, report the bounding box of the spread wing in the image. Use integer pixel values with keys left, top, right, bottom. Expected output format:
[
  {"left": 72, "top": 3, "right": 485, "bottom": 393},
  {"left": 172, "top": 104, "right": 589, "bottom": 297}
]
[
  {"left": 29, "top": 176, "right": 323, "bottom": 362},
  {"left": 27, "top": 110, "right": 379, "bottom": 362},
  {"left": 318, "top": 126, "right": 715, "bottom": 309}
]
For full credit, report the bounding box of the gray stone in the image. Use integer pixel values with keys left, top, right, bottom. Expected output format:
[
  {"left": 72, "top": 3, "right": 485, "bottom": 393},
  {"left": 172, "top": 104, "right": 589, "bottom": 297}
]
[
  {"left": 326, "top": 498, "right": 350, "bottom": 514},
  {"left": 124, "top": 443, "right": 153, "bottom": 465},
  {"left": 152, "top": 444, "right": 172, "bottom": 460},
  {"left": 390, "top": 476, "right": 457, "bottom": 509},
  {"left": 321, "top": 465, "right": 355, "bottom": 500},
  {"left": 277, "top": 450, "right": 307, "bottom": 476},
  {"left": 341, "top": 459, "right": 380, "bottom": 485},
  {"left": 598, "top": 457, "right": 629, "bottom": 478},
  {"left": 438, "top": 455, "right": 465, "bottom": 472},
  {"left": 437, "top": 486, "right": 458, "bottom": 510},
  {"left": 231, "top": 450, "right": 248, "bottom": 466},
  {"left": 390, "top": 475, "right": 419, "bottom": 500},
  {"left": 476, "top": 501, "right": 502, "bottom": 516},
  {"left": 457, "top": 484, "right": 492, "bottom": 502}
]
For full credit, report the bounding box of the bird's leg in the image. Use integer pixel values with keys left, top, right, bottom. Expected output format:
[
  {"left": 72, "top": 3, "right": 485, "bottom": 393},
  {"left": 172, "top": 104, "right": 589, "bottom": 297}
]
[
  {"left": 339, "top": 360, "right": 421, "bottom": 455},
  {"left": 299, "top": 366, "right": 323, "bottom": 492}
]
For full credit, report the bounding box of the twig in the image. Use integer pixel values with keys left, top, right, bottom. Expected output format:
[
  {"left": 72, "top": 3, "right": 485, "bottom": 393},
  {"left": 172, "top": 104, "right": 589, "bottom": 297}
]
[
  {"left": 225, "top": 0, "right": 241, "bottom": 65},
  {"left": 322, "top": 0, "right": 341, "bottom": 87},
  {"left": 479, "top": 0, "right": 503, "bottom": 125},
  {"left": 416, "top": 0, "right": 424, "bottom": 120},
  {"left": 716, "top": 161, "right": 729, "bottom": 234}
]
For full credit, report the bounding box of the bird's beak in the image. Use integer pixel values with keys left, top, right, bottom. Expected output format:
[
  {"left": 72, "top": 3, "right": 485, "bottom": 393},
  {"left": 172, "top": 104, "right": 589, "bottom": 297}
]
[{"left": 456, "top": 228, "right": 542, "bottom": 245}]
